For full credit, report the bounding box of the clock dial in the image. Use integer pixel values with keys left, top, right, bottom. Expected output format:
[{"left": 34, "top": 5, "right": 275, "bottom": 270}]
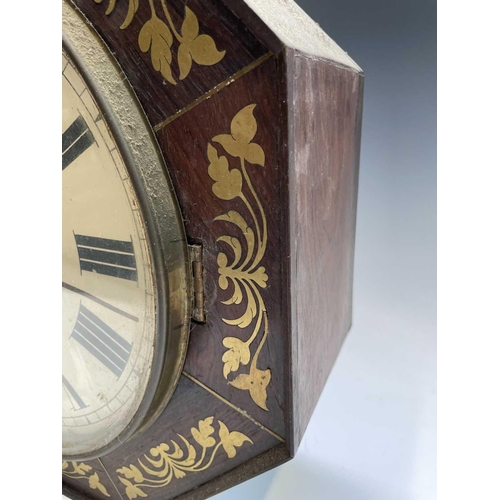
[{"left": 62, "top": 50, "right": 157, "bottom": 457}]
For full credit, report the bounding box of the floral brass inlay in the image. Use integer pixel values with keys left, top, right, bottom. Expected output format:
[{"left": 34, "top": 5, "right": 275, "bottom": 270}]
[
  {"left": 116, "top": 417, "right": 252, "bottom": 499},
  {"left": 94, "top": 0, "right": 226, "bottom": 84},
  {"left": 62, "top": 461, "right": 110, "bottom": 497},
  {"left": 207, "top": 104, "right": 271, "bottom": 411}
]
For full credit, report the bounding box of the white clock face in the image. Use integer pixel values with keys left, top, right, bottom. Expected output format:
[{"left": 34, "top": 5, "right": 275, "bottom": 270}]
[{"left": 62, "top": 50, "right": 157, "bottom": 458}]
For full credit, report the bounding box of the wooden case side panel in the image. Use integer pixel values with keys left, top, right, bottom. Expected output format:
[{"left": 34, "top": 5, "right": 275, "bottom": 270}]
[
  {"left": 288, "top": 49, "right": 364, "bottom": 450},
  {"left": 63, "top": 375, "right": 284, "bottom": 500},
  {"left": 62, "top": 458, "right": 119, "bottom": 500},
  {"left": 99, "top": 375, "right": 282, "bottom": 499},
  {"left": 154, "top": 54, "right": 290, "bottom": 440},
  {"left": 71, "top": 0, "right": 269, "bottom": 125}
]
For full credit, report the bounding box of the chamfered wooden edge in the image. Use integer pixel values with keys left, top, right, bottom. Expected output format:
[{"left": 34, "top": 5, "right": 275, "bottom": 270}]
[
  {"left": 285, "top": 47, "right": 364, "bottom": 454},
  {"left": 173, "top": 443, "right": 291, "bottom": 500},
  {"left": 221, "top": 0, "right": 284, "bottom": 54},
  {"left": 62, "top": 483, "right": 95, "bottom": 500},
  {"left": 223, "top": 0, "right": 363, "bottom": 75},
  {"left": 276, "top": 47, "right": 295, "bottom": 457}
]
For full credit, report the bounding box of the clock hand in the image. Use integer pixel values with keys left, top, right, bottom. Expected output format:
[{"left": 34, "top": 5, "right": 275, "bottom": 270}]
[
  {"left": 62, "top": 281, "right": 139, "bottom": 322},
  {"left": 62, "top": 375, "right": 88, "bottom": 410}
]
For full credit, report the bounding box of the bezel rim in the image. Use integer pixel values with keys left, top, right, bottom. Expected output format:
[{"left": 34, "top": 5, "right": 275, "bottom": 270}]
[{"left": 62, "top": 0, "right": 191, "bottom": 461}]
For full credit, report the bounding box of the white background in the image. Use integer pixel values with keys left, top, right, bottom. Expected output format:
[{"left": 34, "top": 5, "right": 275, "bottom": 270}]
[{"left": 3, "top": 0, "right": 499, "bottom": 499}]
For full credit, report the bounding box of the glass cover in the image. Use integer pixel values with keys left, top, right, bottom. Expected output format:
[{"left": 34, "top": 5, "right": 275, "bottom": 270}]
[{"left": 62, "top": 50, "right": 157, "bottom": 457}]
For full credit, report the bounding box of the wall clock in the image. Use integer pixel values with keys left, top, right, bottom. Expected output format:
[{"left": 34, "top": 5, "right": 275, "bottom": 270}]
[{"left": 62, "top": 0, "right": 363, "bottom": 498}]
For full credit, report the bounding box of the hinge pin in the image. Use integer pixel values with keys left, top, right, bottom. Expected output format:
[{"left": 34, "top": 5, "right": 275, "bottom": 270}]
[{"left": 188, "top": 244, "right": 206, "bottom": 323}]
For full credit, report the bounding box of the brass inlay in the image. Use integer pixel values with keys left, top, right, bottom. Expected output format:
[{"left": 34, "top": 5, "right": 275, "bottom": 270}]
[
  {"left": 207, "top": 104, "right": 271, "bottom": 411},
  {"left": 116, "top": 417, "right": 252, "bottom": 498},
  {"left": 189, "top": 244, "right": 206, "bottom": 323},
  {"left": 154, "top": 52, "right": 274, "bottom": 131},
  {"left": 62, "top": 461, "right": 111, "bottom": 497},
  {"left": 182, "top": 371, "right": 285, "bottom": 443},
  {"left": 94, "top": 0, "right": 225, "bottom": 84}
]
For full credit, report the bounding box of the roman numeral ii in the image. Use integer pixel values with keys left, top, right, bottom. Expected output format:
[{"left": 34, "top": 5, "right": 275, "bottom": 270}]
[{"left": 62, "top": 115, "right": 95, "bottom": 170}]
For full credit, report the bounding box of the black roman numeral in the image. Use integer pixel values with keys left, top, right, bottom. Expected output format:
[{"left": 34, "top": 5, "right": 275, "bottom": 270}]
[
  {"left": 71, "top": 304, "right": 132, "bottom": 377},
  {"left": 62, "top": 375, "right": 87, "bottom": 410},
  {"left": 62, "top": 115, "right": 95, "bottom": 170},
  {"left": 75, "top": 234, "right": 138, "bottom": 282}
]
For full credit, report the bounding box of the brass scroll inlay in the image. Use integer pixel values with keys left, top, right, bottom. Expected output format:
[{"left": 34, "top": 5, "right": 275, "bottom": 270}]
[
  {"left": 207, "top": 104, "right": 271, "bottom": 411},
  {"left": 116, "top": 417, "right": 252, "bottom": 498},
  {"left": 62, "top": 461, "right": 111, "bottom": 497},
  {"left": 94, "top": 0, "right": 226, "bottom": 84}
]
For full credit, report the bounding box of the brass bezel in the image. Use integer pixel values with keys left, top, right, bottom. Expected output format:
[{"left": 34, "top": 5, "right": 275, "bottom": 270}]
[{"left": 62, "top": 0, "right": 191, "bottom": 460}]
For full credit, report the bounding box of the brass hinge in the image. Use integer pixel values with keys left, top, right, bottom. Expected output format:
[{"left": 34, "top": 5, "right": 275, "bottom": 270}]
[{"left": 188, "top": 244, "right": 206, "bottom": 323}]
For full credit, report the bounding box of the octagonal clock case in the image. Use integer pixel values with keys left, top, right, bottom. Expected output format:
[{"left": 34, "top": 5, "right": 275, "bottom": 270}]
[{"left": 61, "top": 0, "right": 364, "bottom": 498}]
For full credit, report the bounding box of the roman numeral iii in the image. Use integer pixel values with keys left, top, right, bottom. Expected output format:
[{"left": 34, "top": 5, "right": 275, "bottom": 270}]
[
  {"left": 62, "top": 115, "right": 95, "bottom": 170},
  {"left": 71, "top": 304, "right": 132, "bottom": 377},
  {"left": 75, "top": 234, "right": 138, "bottom": 282}
]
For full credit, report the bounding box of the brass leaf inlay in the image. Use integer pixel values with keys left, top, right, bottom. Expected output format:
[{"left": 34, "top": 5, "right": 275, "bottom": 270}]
[
  {"left": 95, "top": 0, "right": 225, "bottom": 84},
  {"left": 116, "top": 417, "right": 252, "bottom": 498},
  {"left": 207, "top": 104, "right": 271, "bottom": 411},
  {"left": 62, "top": 461, "right": 111, "bottom": 497}
]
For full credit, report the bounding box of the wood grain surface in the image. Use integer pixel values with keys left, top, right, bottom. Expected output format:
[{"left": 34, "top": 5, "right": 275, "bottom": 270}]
[
  {"left": 155, "top": 54, "right": 289, "bottom": 439},
  {"left": 287, "top": 48, "right": 364, "bottom": 451},
  {"left": 63, "top": 457, "right": 118, "bottom": 500},
  {"left": 64, "top": 375, "right": 282, "bottom": 499},
  {"left": 71, "top": 0, "right": 269, "bottom": 124}
]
